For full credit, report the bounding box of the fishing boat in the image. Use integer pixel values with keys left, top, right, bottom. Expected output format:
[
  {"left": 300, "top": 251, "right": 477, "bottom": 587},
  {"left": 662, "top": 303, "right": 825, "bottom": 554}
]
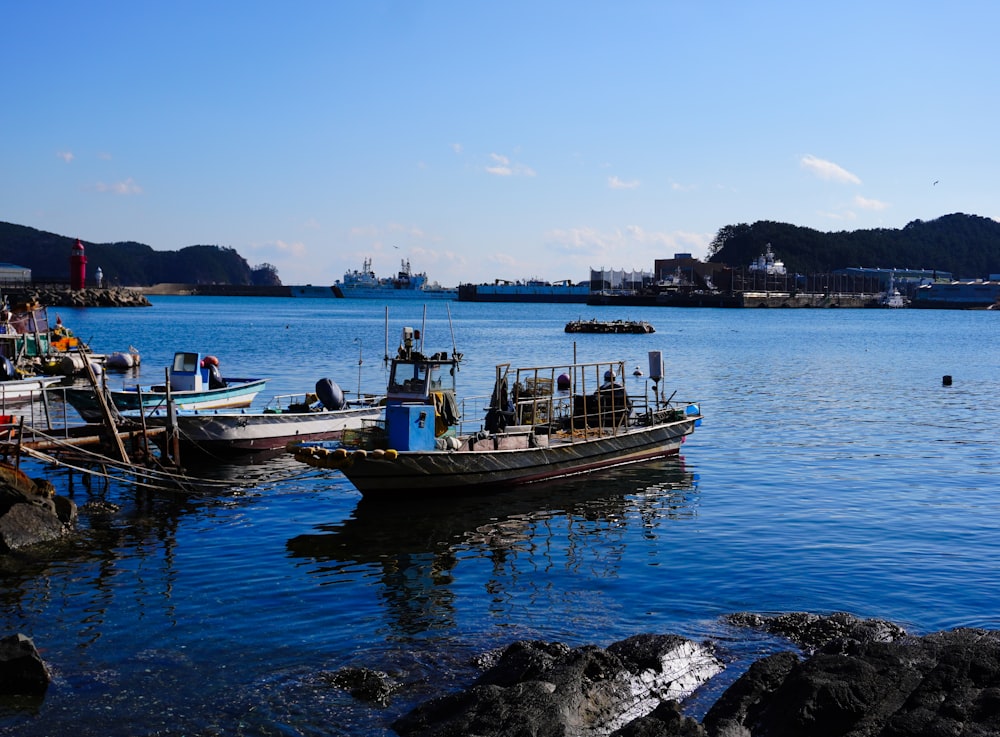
[
  {"left": 333, "top": 258, "right": 457, "bottom": 300},
  {"left": 0, "top": 373, "right": 63, "bottom": 405},
  {"left": 142, "top": 379, "right": 383, "bottom": 455},
  {"left": 291, "top": 325, "right": 701, "bottom": 497},
  {"left": 64, "top": 351, "right": 267, "bottom": 422}
]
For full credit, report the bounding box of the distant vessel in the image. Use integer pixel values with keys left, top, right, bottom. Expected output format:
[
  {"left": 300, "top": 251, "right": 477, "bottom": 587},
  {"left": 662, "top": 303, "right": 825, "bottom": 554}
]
[
  {"left": 458, "top": 279, "right": 591, "bottom": 303},
  {"left": 334, "top": 258, "right": 457, "bottom": 300},
  {"left": 875, "top": 273, "right": 907, "bottom": 308}
]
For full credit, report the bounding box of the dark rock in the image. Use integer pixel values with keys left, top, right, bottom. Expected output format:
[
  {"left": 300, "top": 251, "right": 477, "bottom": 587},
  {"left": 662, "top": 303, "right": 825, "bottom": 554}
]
[
  {"left": 702, "top": 651, "right": 800, "bottom": 736},
  {"left": 705, "top": 627, "right": 1000, "bottom": 737},
  {"left": 393, "top": 636, "right": 721, "bottom": 737},
  {"left": 0, "top": 465, "right": 76, "bottom": 551},
  {"left": 0, "top": 633, "right": 50, "bottom": 695},
  {"left": 611, "top": 700, "right": 707, "bottom": 736},
  {"left": 726, "top": 611, "right": 907, "bottom": 652},
  {"left": 52, "top": 495, "right": 78, "bottom": 526},
  {"left": 0, "top": 503, "right": 66, "bottom": 551},
  {"left": 324, "top": 666, "right": 398, "bottom": 705}
]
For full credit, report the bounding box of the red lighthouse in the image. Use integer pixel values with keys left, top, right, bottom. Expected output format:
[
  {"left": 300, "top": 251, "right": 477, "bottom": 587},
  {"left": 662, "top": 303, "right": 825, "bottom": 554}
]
[{"left": 70, "top": 239, "right": 87, "bottom": 290}]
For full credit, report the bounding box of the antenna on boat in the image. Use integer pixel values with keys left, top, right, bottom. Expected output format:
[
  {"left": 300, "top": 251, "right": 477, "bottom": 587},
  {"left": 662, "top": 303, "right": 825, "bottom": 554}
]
[
  {"left": 383, "top": 306, "right": 390, "bottom": 369},
  {"left": 354, "top": 338, "right": 363, "bottom": 402},
  {"left": 420, "top": 305, "right": 427, "bottom": 355},
  {"left": 446, "top": 303, "right": 461, "bottom": 367}
]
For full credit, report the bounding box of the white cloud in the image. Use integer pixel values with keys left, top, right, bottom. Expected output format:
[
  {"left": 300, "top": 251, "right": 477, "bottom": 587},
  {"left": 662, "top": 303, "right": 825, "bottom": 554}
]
[
  {"left": 486, "top": 152, "right": 535, "bottom": 177},
  {"left": 272, "top": 240, "right": 307, "bottom": 257},
  {"left": 486, "top": 153, "right": 512, "bottom": 176},
  {"left": 608, "top": 176, "right": 640, "bottom": 190},
  {"left": 800, "top": 154, "right": 862, "bottom": 185},
  {"left": 854, "top": 194, "right": 889, "bottom": 211},
  {"left": 56, "top": 151, "right": 74, "bottom": 163},
  {"left": 544, "top": 225, "right": 713, "bottom": 263},
  {"left": 95, "top": 177, "right": 142, "bottom": 195}
]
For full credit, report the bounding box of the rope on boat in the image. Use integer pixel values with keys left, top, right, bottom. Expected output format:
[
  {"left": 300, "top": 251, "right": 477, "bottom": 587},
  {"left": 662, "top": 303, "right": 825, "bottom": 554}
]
[{"left": 13, "top": 426, "right": 323, "bottom": 494}]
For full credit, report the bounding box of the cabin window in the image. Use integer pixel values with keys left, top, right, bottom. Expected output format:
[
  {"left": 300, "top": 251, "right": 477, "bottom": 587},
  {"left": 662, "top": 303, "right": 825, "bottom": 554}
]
[{"left": 173, "top": 353, "right": 198, "bottom": 372}]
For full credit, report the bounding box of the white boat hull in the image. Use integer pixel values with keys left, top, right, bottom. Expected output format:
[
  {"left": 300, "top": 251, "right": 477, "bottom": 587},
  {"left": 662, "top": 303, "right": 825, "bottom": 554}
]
[
  {"left": 149, "top": 405, "right": 382, "bottom": 454},
  {"left": 0, "top": 375, "right": 63, "bottom": 404}
]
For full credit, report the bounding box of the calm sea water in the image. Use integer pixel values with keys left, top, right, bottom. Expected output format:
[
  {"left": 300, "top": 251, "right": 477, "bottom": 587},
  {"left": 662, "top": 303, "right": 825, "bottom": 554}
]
[{"left": 2, "top": 297, "right": 998, "bottom": 735}]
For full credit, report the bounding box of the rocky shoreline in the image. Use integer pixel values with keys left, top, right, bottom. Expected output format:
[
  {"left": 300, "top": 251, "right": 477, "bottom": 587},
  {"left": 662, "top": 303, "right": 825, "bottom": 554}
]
[
  {"left": 6, "top": 286, "right": 151, "bottom": 308},
  {"left": 328, "top": 612, "right": 1000, "bottom": 737}
]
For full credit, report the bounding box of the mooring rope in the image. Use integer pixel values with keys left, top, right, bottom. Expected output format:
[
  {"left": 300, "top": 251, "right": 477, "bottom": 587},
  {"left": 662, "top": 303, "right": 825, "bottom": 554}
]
[{"left": 14, "top": 425, "right": 323, "bottom": 494}]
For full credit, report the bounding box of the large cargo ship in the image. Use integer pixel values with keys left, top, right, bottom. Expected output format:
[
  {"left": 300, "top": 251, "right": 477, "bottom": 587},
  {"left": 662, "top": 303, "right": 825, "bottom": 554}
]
[
  {"left": 458, "top": 279, "right": 590, "bottom": 303},
  {"left": 333, "top": 258, "right": 457, "bottom": 300}
]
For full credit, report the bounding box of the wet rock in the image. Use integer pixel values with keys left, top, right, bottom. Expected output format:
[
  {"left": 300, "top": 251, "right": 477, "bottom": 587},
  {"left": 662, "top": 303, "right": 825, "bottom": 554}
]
[
  {"left": 611, "top": 700, "right": 707, "bottom": 736},
  {"left": 702, "top": 652, "right": 800, "bottom": 736},
  {"left": 0, "top": 504, "right": 65, "bottom": 551},
  {"left": 705, "top": 627, "right": 1000, "bottom": 737},
  {"left": 324, "top": 666, "right": 398, "bottom": 705},
  {"left": 726, "top": 611, "right": 907, "bottom": 652},
  {"left": 0, "top": 465, "right": 75, "bottom": 552},
  {"left": 0, "top": 633, "right": 50, "bottom": 695},
  {"left": 393, "top": 635, "right": 722, "bottom": 737}
]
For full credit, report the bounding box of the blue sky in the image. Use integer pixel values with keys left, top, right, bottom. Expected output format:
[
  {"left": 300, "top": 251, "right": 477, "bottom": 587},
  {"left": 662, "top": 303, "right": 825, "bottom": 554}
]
[{"left": 3, "top": 2, "right": 998, "bottom": 286}]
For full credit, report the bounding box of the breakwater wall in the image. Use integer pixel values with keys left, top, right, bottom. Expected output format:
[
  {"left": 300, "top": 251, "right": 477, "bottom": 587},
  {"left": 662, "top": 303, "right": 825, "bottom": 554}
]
[{"left": 5, "top": 286, "right": 151, "bottom": 308}]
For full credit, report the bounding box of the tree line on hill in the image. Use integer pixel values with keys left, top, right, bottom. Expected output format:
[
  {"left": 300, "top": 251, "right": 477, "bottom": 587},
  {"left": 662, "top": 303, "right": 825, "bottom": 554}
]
[
  {"left": 0, "top": 222, "right": 280, "bottom": 286},
  {"left": 708, "top": 213, "right": 1000, "bottom": 279},
  {"left": 3, "top": 213, "right": 999, "bottom": 288}
]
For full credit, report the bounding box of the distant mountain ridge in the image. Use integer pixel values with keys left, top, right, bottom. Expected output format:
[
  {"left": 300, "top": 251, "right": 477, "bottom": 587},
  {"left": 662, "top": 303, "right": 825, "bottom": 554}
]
[
  {"left": 0, "top": 222, "right": 280, "bottom": 286},
  {"left": 3, "top": 214, "right": 998, "bottom": 287},
  {"left": 708, "top": 213, "right": 1000, "bottom": 279}
]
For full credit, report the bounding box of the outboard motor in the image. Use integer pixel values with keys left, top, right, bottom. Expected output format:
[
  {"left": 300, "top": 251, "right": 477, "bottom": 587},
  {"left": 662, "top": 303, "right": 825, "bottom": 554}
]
[
  {"left": 315, "top": 378, "right": 346, "bottom": 410},
  {"left": 207, "top": 363, "right": 227, "bottom": 389},
  {"left": 0, "top": 357, "right": 14, "bottom": 381}
]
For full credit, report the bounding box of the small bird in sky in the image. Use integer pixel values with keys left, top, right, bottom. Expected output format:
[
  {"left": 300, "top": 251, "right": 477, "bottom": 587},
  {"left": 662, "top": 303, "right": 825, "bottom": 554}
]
[{"left": 933, "top": 180, "right": 939, "bottom": 185}]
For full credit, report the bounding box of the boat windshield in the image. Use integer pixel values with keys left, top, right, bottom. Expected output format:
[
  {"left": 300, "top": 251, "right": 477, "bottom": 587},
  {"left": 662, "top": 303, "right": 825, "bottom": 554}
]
[{"left": 388, "top": 359, "right": 454, "bottom": 398}]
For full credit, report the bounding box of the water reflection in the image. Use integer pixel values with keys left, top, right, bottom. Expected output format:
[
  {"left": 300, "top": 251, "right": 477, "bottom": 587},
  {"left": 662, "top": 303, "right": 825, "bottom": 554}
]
[
  {"left": 286, "top": 458, "right": 697, "bottom": 635},
  {"left": 0, "top": 455, "right": 320, "bottom": 645}
]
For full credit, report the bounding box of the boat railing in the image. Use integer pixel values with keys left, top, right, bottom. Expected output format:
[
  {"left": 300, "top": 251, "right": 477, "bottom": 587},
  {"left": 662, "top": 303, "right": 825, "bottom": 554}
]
[
  {"left": 457, "top": 393, "right": 493, "bottom": 435},
  {"left": 503, "top": 360, "right": 636, "bottom": 440}
]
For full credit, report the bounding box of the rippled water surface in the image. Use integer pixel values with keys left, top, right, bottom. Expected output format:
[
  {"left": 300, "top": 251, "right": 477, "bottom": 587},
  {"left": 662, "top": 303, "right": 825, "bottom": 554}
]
[{"left": 2, "top": 298, "right": 998, "bottom": 735}]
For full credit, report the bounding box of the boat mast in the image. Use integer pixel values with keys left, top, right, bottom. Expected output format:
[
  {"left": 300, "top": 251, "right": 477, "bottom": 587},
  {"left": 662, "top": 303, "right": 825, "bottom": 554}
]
[
  {"left": 420, "top": 305, "right": 427, "bottom": 355},
  {"left": 383, "top": 306, "right": 390, "bottom": 369}
]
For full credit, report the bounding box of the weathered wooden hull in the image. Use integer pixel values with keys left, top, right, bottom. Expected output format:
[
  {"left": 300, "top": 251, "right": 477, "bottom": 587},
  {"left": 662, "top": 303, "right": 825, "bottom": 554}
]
[
  {"left": 298, "top": 417, "right": 696, "bottom": 497},
  {"left": 147, "top": 404, "right": 381, "bottom": 453}
]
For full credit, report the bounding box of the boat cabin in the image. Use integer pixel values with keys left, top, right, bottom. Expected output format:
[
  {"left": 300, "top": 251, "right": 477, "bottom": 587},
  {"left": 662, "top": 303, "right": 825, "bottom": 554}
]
[
  {"left": 381, "top": 325, "right": 463, "bottom": 452},
  {"left": 169, "top": 352, "right": 227, "bottom": 392},
  {"left": 387, "top": 355, "right": 457, "bottom": 401}
]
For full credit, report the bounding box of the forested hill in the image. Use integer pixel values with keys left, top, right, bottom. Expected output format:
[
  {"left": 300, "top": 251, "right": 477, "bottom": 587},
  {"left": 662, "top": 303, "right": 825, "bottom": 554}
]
[
  {"left": 0, "top": 222, "right": 281, "bottom": 286},
  {"left": 709, "top": 213, "right": 1000, "bottom": 278}
]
